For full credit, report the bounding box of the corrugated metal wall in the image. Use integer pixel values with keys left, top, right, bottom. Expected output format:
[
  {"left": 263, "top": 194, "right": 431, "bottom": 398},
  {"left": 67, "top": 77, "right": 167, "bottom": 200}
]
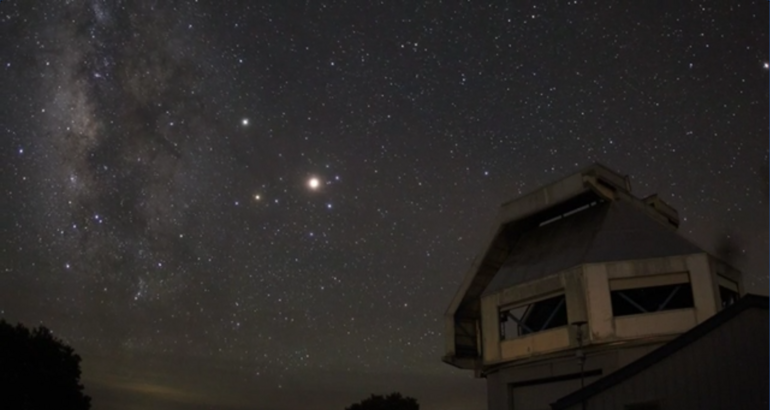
[{"left": 572, "top": 308, "right": 769, "bottom": 410}]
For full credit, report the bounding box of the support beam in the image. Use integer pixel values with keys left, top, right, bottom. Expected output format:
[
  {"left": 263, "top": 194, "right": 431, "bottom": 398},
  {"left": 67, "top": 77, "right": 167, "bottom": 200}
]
[
  {"left": 657, "top": 285, "right": 681, "bottom": 311},
  {"left": 541, "top": 297, "right": 566, "bottom": 331},
  {"left": 506, "top": 311, "right": 534, "bottom": 334},
  {"left": 617, "top": 291, "right": 648, "bottom": 313}
]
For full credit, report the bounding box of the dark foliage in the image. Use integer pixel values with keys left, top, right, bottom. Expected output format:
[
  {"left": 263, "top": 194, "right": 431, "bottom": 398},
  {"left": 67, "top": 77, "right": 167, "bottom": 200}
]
[
  {"left": 0, "top": 320, "right": 91, "bottom": 410},
  {"left": 345, "top": 392, "right": 419, "bottom": 410}
]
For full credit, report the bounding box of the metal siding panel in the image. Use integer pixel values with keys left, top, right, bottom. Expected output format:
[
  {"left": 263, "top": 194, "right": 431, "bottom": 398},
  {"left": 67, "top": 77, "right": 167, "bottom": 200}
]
[
  {"left": 486, "top": 372, "right": 506, "bottom": 410},
  {"left": 582, "top": 308, "right": 768, "bottom": 410},
  {"left": 730, "top": 309, "right": 769, "bottom": 409},
  {"left": 709, "top": 325, "right": 726, "bottom": 409},
  {"left": 684, "top": 336, "right": 702, "bottom": 409},
  {"left": 584, "top": 201, "right": 701, "bottom": 263},
  {"left": 485, "top": 201, "right": 705, "bottom": 297},
  {"left": 484, "top": 204, "right": 604, "bottom": 294}
]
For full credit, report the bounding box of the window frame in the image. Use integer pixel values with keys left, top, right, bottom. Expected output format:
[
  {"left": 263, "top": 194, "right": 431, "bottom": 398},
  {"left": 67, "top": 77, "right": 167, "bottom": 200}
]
[
  {"left": 499, "top": 292, "right": 569, "bottom": 340},
  {"left": 717, "top": 275, "right": 740, "bottom": 309},
  {"left": 609, "top": 273, "right": 694, "bottom": 318}
]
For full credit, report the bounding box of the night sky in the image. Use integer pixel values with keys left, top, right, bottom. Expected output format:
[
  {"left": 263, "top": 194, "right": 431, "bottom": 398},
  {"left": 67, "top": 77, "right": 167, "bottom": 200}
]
[{"left": 1, "top": 1, "right": 767, "bottom": 409}]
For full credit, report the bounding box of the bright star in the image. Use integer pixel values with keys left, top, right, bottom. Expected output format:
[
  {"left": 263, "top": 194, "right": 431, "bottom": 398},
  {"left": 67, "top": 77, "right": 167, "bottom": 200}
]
[
  {"left": 764, "top": 62, "right": 769, "bottom": 70},
  {"left": 242, "top": 118, "right": 249, "bottom": 126},
  {"left": 308, "top": 177, "right": 320, "bottom": 190}
]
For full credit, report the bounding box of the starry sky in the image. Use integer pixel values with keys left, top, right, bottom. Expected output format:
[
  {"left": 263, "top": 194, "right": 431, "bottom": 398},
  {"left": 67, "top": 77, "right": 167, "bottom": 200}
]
[{"left": 1, "top": 1, "right": 767, "bottom": 409}]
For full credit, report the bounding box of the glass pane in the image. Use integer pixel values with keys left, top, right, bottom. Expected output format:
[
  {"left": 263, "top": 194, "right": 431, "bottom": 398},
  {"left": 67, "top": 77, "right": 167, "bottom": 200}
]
[
  {"left": 525, "top": 295, "right": 567, "bottom": 332},
  {"left": 500, "top": 295, "right": 567, "bottom": 339},
  {"left": 719, "top": 286, "right": 739, "bottom": 309},
  {"left": 611, "top": 284, "right": 694, "bottom": 317}
]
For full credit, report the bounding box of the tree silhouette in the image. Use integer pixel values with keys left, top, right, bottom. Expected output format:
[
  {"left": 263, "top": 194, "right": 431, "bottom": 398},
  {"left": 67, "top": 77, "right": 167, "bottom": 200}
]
[
  {"left": 0, "top": 320, "right": 91, "bottom": 409},
  {"left": 345, "top": 392, "right": 419, "bottom": 410}
]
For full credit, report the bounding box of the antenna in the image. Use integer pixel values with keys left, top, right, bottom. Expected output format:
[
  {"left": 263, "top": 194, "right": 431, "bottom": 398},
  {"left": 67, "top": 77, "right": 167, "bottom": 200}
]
[{"left": 571, "top": 321, "right": 588, "bottom": 410}]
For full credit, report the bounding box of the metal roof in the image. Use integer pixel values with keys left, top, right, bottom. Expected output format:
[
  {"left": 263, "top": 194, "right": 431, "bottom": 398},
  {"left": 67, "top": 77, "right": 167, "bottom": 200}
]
[
  {"left": 482, "top": 200, "right": 703, "bottom": 296},
  {"left": 550, "top": 294, "right": 769, "bottom": 410}
]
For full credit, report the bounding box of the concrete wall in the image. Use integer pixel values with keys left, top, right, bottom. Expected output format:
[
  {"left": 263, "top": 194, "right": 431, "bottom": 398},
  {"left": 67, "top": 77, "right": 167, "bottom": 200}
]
[
  {"left": 482, "top": 254, "right": 715, "bottom": 366},
  {"left": 480, "top": 253, "right": 731, "bottom": 410},
  {"left": 587, "top": 253, "right": 716, "bottom": 343},
  {"left": 561, "top": 307, "right": 769, "bottom": 410},
  {"left": 482, "top": 273, "right": 567, "bottom": 365},
  {"left": 500, "top": 327, "right": 571, "bottom": 359},
  {"left": 614, "top": 309, "right": 695, "bottom": 339}
]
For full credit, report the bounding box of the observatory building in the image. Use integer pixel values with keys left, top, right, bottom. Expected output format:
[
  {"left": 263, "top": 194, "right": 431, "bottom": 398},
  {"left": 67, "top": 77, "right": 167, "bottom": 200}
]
[{"left": 443, "top": 164, "right": 749, "bottom": 410}]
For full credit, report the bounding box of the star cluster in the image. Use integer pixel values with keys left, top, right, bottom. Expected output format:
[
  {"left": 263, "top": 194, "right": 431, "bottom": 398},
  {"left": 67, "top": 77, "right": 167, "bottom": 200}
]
[{"left": 1, "top": 1, "right": 767, "bottom": 409}]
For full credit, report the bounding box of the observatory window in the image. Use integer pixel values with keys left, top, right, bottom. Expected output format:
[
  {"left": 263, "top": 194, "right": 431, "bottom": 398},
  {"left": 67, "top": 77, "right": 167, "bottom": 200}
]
[
  {"left": 610, "top": 283, "right": 694, "bottom": 317},
  {"left": 719, "top": 287, "right": 739, "bottom": 309},
  {"left": 499, "top": 294, "right": 568, "bottom": 340},
  {"left": 718, "top": 275, "right": 739, "bottom": 309},
  {"left": 538, "top": 201, "right": 599, "bottom": 227}
]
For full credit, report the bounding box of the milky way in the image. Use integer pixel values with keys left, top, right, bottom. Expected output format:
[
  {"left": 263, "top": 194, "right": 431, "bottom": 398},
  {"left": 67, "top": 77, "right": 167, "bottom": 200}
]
[
  {"left": 2, "top": 1, "right": 767, "bottom": 409},
  {"left": 18, "top": 1, "right": 232, "bottom": 347}
]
